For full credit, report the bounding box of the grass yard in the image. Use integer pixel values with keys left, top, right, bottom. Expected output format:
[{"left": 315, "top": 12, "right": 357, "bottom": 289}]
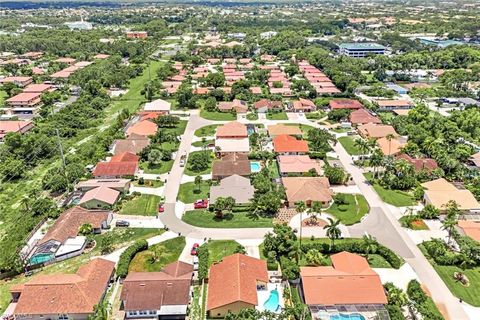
[
  {"left": 364, "top": 173, "right": 415, "bottom": 207},
  {"left": 182, "top": 209, "right": 273, "bottom": 228},
  {"left": 194, "top": 124, "right": 219, "bottom": 137},
  {"left": 326, "top": 194, "right": 369, "bottom": 225},
  {"left": 132, "top": 179, "right": 164, "bottom": 188},
  {"left": 192, "top": 139, "right": 214, "bottom": 148},
  {"left": 266, "top": 111, "right": 288, "bottom": 120},
  {"left": 139, "top": 159, "right": 174, "bottom": 174},
  {"left": 184, "top": 151, "right": 213, "bottom": 176},
  {"left": 0, "top": 228, "right": 163, "bottom": 313},
  {"left": 420, "top": 245, "right": 480, "bottom": 306},
  {"left": 163, "top": 120, "right": 187, "bottom": 137},
  {"left": 200, "top": 109, "right": 236, "bottom": 121},
  {"left": 338, "top": 136, "right": 362, "bottom": 155},
  {"left": 399, "top": 216, "right": 429, "bottom": 230},
  {"left": 129, "top": 237, "right": 185, "bottom": 272},
  {"left": 177, "top": 181, "right": 210, "bottom": 203},
  {"left": 266, "top": 159, "right": 280, "bottom": 179},
  {"left": 119, "top": 194, "right": 161, "bottom": 216},
  {"left": 247, "top": 113, "right": 258, "bottom": 120},
  {"left": 207, "top": 240, "right": 242, "bottom": 266},
  {"left": 0, "top": 90, "right": 7, "bottom": 106}
]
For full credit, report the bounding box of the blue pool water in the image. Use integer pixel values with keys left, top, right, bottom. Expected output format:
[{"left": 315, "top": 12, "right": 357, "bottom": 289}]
[
  {"left": 250, "top": 162, "right": 261, "bottom": 172},
  {"left": 263, "top": 289, "right": 280, "bottom": 312},
  {"left": 330, "top": 313, "right": 366, "bottom": 320},
  {"left": 247, "top": 127, "right": 255, "bottom": 135}
]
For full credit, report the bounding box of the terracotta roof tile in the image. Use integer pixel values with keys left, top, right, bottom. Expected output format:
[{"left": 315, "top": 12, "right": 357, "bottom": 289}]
[{"left": 273, "top": 135, "right": 309, "bottom": 153}]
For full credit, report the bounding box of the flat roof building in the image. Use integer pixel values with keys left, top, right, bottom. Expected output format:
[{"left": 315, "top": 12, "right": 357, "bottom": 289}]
[{"left": 339, "top": 43, "right": 386, "bottom": 58}]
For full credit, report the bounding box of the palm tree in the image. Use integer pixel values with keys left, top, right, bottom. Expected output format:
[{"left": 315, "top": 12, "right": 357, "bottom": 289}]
[
  {"left": 362, "top": 234, "right": 378, "bottom": 260},
  {"left": 385, "top": 133, "right": 395, "bottom": 156},
  {"left": 370, "top": 149, "right": 384, "bottom": 179},
  {"left": 442, "top": 216, "right": 458, "bottom": 245},
  {"left": 324, "top": 218, "right": 342, "bottom": 248},
  {"left": 354, "top": 138, "right": 369, "bottom": 164},
  {"left": 194, "top": 175, "right": 202, "bottom": 193},
  {"left": 308, "top": 201, "right": 322, "bottom": 224},
  {"left": 295, "top": 201, "right": 306, "bottom": 250}
]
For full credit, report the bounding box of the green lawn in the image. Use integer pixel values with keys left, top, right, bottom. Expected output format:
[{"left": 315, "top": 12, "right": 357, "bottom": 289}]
[
  {"left": 184, "top": 151, "right": 213, "bottom": 176},
  {"left": 177, "top": 181, "right": 210, "bottom": 203},
  {"left": 132, "top": 179, "right": 164, "bottom": 187},
  {"left": 246, "top": 113, "right": 258, "bottom": 120},
  {"left": 163, "top": 120, "right": 187, "bottom": 137},
  {"left": 194, "top": 124, "right": 220, "bottom": 137},
  {"left": 207, "top": 240, "right": 241, "bottom": 266},
  {"left": 192, "top": 139, "right": 214, "bottom": 148},
  {"left": 200, "top": 109, "right": 236, "bottom": 121},
  {"left": 338, "top": 136, "right": 362, "bottom": 155},
  {"left": 326, "top": 194, "right": 369, "bottom": 225},
  {"left": 364, "top": 173, "right": 415, "bottom": 207},
  {"left": 0, "top": 228, "right": 163, "bottom": 313},
  {"left": 0, "top": 90, "right": 7, "bottom": 106},
  {"left": 266, "top": 111, "right": 288, "bottom": 120},
  {"left": 420, "top": 244, "right": 480, "bottom": 306},
  {"left": 266, "top": 160, "right": 280, "bottom": 179},
  {"left": 139, "top": 159, "right": 174, "bottom": 174},
  {"left": 182, "top": 209, "right": 273, "bottom": 228},
  {"left": 129, "top": 237, "right": 185, "bottom": 272},
  {"left": 119, "top": 194, "right": 161, "bottom": 216},
  {"left": 399, "top": 216, "right": 429, "bottom": 230}
]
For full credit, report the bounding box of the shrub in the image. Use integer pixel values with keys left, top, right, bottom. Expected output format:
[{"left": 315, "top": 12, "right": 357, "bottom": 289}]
[
  {"left": 338, "top": 204, "right": 348, "bottom": 212},
  {"left": 116, "top": 239, "right": 148, "bottom": 278},
  {"left": 333, "top": 194, "right": 348, "bottom": 205},
  {"left": 280, "top": 256, "right": 300, "bottom": 281},
  {"left": 417, "top": 204, "right": 440, "bottom": 219},
  {"left": 197, "top": 243, "right": 209, "bottom": 281},
  {"left": 385, "top": 305, "right": 405, "bottom": 320},
  {"left": 407, "top": 280, "right": 444, "bottom": 320}
]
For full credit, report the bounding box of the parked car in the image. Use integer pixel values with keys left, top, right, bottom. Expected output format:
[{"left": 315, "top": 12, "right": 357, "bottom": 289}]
[
  {"left": 194, "top": 199, "right": 208, "bottom": 209},
  {"left": 158, "top": 204, "right": 165, "bottom": 213},
  {"left": 191, "top": 243, "right": 200, "bottom": 255},
  {"left": 115, "top": 220, "right": 130, "bottom": 227},
  {"left": 180, "top": 154, "right": 187, "bottom": 167}
]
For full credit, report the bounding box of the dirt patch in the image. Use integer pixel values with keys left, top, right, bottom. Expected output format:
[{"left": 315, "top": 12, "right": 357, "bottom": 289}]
[{"left": 302, "top": 219, "right": 327, "bottom": 228}]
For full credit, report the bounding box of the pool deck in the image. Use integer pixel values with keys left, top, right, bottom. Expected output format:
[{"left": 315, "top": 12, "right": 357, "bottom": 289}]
[{"left": 256, "top": 283, "right": 284, "bottom": 313}]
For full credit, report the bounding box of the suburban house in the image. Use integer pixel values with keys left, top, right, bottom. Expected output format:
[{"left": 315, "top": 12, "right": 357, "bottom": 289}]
[
  {"left": 215, "top": 138, "right": 250, "bottom": 155},
  {"left": 386, "top": 83, "right": 409, "bottom": 95},
  {"left": 212, "top": 153, "right": 251, "bottom": 180},
  {"left": 267, "top": 124, "right": 302, "bottom": 138},
  {"left": 277, "top": 155, "right": 322, "bottom": 176},
  {"left": 0, "top": 76, "right": 33, "bottom": 87},
  {"left": 349, "top": 109, "right": 381, "bottom": 125},
  {"left": 28, "top": 206, "right": 112, "bottom": 265},
  {"left": 120, "top": 261, "right": 193, "bottom": 319},
  {"left": 396, "top": 154, "right": 438, "bottom": 172},
  {"left": 93, "top": 156, "right": 139, "bottom": 178},
  {"left": 143, "top": 99, "right": 171, "bottom": 114},
  {"left": 76, "top": 178, "right": 131, "bottom": 193},
  {"left": 23, "top": 83, "right": 55, "bottom": 93},
  {"left": 358, "top": 123, "right": 398, "bottom": 139},
  {"left": 218, "top": 99, "right": 248, "bottom": 113},
  {"left": 291, "top": 98, "right": 316, "bottom": 113},
  {"left": 376, "top": 136, "right": 407, "bottom": 156},
  {"left": 210, "top": 174, "right": 255, "bottom": 205},
  {"left": 78, "top": 186, "right": 120, "bottom": 209},
  {"left": 6, "top": 92, "right": 42, "bottom": 114},
  {"left": 467, "top": 152, "right": 480, "bottom": 169},
  {"left": 375, "top": 99, "right": 412, "bottom": 111},
  {"left": 126, "top": 31, "right": 148, "bottom": 39},
  {"left": 299, "top": 252, "right": 388, "bottom": 319},
  {"left": 126, "top": 120, "right": 158, "bottom": 137},
  {"left": 253, "top": 99, "right": 283, "bottom": 113},
  {"left": 457, "top": 221, "right": 480, "bottom": 243},
  {"left": 216, "top": 121, "right": 248, "bottom": 139},
  {"left": 273, "top": 135, "right": 309, "bottom": 155},
  {"left": 421, "top": 178, "right": 480, "bottom": 213},
  {"left": 0, "top": 120, "right": 34, "bottom": 141},
  {"left": 207, "top": 254, "right": 269, "bottom": 318},
  {"left": 11, "top": 258, "right": 115, "bottom": 320},
  {"left": 329, "top": 99, "right": 363, "bottom": 110},
  {"left": 113, "top": 134, "right": 151, "bottom": 155},
  {"left": 282, "top": 177, "right": 333, "bottom": 207}
]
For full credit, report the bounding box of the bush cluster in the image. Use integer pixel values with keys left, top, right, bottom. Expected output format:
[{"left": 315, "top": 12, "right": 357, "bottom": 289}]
[
  {"left": 407, "top": 280, "right": 444, "bottom": 320},
  {"left": 116, "top": 239, "right": 148, "bottom": 278},
  {"left": 197, "top": 243, "right": 210, "bottom": 281}
]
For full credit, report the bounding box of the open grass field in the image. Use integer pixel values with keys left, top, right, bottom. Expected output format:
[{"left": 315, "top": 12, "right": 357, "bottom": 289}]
[
  {"left": 119, "top": 194, "right": 161, "bottom": 216},
  {"left": 182, "top": 209, "right": 273, "bottom": 228}
]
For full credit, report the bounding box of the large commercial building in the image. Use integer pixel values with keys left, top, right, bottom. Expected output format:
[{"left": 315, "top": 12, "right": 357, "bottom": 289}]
[{"left": 339, "top": 43, "right": 386, "bottom": 58}]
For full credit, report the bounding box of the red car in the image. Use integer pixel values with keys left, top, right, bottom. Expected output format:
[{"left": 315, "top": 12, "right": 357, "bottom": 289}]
[
  {"left": 194, "top": 199, "right": 208, "bottom": 209},
  {"left": 190, "top": 243, "right": 200, "bottom": 255},
  {"left": 158, "top": 204, "right": 165, "bottom": 213}
]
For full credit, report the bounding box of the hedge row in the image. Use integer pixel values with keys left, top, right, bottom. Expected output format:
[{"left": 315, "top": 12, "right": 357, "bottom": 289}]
[
  {"left": 116, "top": 239, "right": 148, "bottom": 278},
  {"left": 407, "top": 280, "right": 444, "bottom": 320},
  {"left": 301, "top": 239, "right": 403, "bottom": 269},
  {"left": 197, "top": 243, "right": 209, "bottom": 282}
]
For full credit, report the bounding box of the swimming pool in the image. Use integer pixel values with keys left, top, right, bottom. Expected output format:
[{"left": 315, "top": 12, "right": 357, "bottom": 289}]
[
  {"left": 330, "top": 313, "right": 366, "bottom": 320},
  {"left": 263, "top": 289, "right": 280, "bottom": 312},
  {"left": 250, "top": 161, "right": 261, "bottom": 172}
]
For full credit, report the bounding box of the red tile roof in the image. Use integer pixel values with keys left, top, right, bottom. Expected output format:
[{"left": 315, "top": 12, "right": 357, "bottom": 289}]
[
  {"left": 329, "top": 99, "right": 363, "bottom": 109},
  {"left": 273, "top": 135, "right": 309, "bottom": 153},
  {"left": 207, "top": 254, "right": 268, "bottom": 310},
  {"left": 110, "top": 152, "right": 140, "bottom": 163},
  {"left": 349, "top": 109, "right": 381, "bottom": 125},
  {"left": 126, "top": 120, "right": 158, "bottom": 137},
  {"left": 216, "top": 121, "right": 248, "bottom": 138},
  {"left": 300, "top": 252, "right": 387, "bottom": 306},
  {"left": 93, "top": 161, "right": 138, "bottom": 177},
  {"left": 396, "top": 154, "right": 438, "bottom": 172}
]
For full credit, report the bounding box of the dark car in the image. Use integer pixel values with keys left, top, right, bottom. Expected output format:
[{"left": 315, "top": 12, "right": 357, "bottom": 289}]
[{"left": 115, "top": 220, "right": 130, "bottom": 227}]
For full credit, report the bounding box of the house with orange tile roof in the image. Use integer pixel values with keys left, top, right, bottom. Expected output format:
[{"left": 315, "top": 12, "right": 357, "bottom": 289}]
[
  {"left": 329, "top": 99, "right": 363, "bottom": 110},
  {"left": 11, "top": 258, "right": 115, "bottom": 320},
  {"left": 282, "top": 177, "right": 333, "bottom": 207},
  {"left": 376, "top": 136, "right": 406, "bottom": 156},
  {"left": 0, "top": 76, "right": 33, "bottom": 87},
  {"left": 207, "top": 254, "right": 269, "bottom": 318},
  {"left": 216, "top": 121, "right": 248, "bottom": 139},
  {"left": 110, "top": 152, "right": 141, "bottom": 163},
  {"left": 421, "top": 178, "right": 480, "bottom": 213},
  {"left": 357, "top": 123, "right": 398, "bottom": 139},
  {"left": 6, "top": 92, "right": 43, "bottom": 115},
  {"left": 396, "top": 154, "right": 438, "bottom": 172},
  {"left": 349, "top": 108, "right": 381, "bottom": 125},
  {"left": 78, "top": 186, "right": 120, "bottom": 209},
  {"left": 457, "top": 220, "right": 480, "bottom": 242},
  {"left": 273, "top": 135, "right": 309, "bottom": 155},
  {"left": 375, "top": 99, "right": 412, "bottom": 111},
  {"left": 126, "top": 119, "right": 158, "bottom": 137},
  {"left": 0, "top": 120, "right": 34, "bottom": 141},
  {"left": 253, "top": 99, "right": 283, "bottom": 113},
  {"left": 267, "top": 124, "right": 302, "bottom": 137},
  {"left": 291, "top": 98, "right": 316, "bottom": 113},
  {"left": 23, "top": 83, "right": 55, "bottom": 93},
  {"left": 93, "top": 161, "right": 138, "bottom": 178},
  {"left": 218, "top": 99, "right": 248, "bottom": 113},
  {"left": 278, "top": 155, "right": 322, "bottom": 176},
  {"left": 300, "top": 252, "right": 387, "bottom": 318}
]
